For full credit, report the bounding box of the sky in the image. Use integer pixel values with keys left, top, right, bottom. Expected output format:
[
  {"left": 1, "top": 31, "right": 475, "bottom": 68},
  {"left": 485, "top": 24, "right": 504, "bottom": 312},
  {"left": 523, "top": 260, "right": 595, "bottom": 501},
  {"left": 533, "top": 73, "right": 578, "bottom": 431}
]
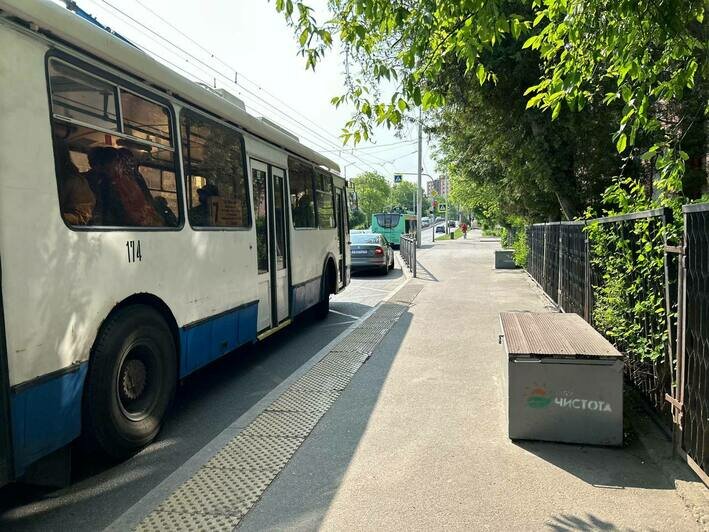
[{"left": 66, "top": 0, "right": 441, "bottom": 188}]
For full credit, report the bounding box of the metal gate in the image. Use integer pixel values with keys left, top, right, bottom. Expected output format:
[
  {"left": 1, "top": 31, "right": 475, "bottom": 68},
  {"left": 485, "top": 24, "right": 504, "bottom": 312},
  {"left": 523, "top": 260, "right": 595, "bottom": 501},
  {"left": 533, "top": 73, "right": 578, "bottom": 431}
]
[
  {"left": 674, "top": 204, "right": 709, "bottom": 482},
  {"left": 0, "top": 262, "right": 13, "bottom": 485}
]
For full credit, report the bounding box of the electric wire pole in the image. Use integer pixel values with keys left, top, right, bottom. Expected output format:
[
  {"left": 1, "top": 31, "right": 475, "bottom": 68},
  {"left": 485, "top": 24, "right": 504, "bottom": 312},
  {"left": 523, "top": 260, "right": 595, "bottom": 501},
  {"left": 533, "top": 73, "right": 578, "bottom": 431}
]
[{"left": 416, "top": 108, "right": 423, "bottom": 247}]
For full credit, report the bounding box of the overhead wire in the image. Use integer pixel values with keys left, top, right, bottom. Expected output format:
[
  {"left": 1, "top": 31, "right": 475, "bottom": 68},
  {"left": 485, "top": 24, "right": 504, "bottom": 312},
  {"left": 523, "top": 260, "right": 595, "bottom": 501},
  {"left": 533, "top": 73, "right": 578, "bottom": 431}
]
[{"left": 92, "top": 0, "right": 392, "bottom": 174}]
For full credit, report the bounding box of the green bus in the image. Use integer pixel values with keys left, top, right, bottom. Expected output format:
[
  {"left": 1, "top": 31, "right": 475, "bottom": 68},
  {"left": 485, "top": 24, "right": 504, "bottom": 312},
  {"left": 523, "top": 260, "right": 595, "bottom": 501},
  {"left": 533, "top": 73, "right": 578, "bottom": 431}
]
[{"left": 371, "top": 212, "right": 417, "bottom": 247}]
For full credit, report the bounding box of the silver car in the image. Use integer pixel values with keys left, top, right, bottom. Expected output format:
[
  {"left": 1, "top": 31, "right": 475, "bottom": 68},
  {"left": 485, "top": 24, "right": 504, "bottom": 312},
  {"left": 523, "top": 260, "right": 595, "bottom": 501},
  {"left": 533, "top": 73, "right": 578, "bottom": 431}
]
[{"left": 350, "top": 232, "right": 395, "bottom": 274}]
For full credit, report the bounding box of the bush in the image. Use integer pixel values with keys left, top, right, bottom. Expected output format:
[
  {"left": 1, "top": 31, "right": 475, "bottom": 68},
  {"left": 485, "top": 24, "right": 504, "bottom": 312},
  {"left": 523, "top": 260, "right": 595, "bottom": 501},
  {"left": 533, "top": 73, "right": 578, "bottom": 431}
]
[{"left": 512, "top": 229, "right": 528, "bottom": 267}]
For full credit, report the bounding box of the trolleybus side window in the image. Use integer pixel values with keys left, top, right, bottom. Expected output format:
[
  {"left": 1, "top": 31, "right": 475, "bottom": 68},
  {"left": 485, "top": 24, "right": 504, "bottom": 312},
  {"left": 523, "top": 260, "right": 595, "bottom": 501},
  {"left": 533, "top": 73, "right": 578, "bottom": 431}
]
[
  {"left": 315, "top": 171, "right": 336, "bottom": 229},
  {"left": 48, "top": 59, "right": 180, "bottom": 228},
  {"left": 180, "top": 109, "right": 250, "bottom": 228},
  {"left": 288, "top": 157, "right": 316, "bottom": 228}
]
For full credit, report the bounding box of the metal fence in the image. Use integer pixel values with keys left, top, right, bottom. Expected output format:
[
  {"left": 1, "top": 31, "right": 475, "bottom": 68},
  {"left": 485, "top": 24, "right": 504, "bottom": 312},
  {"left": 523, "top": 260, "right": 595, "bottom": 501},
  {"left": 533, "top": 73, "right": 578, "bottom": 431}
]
[
  {"left": 399, "top": 234, "right": 417, "bottom": 277},
  {"left": 559, "top": 222, "right": 587, "bottom": 318},
  {"left": 675, "top": 204, "right": 709, "bottom": 481},
  {"left": 526, "top": 205, "right": 709, "bottom": 482}
]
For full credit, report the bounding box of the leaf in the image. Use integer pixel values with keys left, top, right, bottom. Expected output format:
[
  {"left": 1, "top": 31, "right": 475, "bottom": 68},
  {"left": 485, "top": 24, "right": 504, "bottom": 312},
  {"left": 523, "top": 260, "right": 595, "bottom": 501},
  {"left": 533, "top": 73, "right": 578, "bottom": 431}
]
[
  {"left": 476, "top": 63, "right": 486, "bottom": 85},
  {"left": 526, "top": 93, "right": 545, "bottom": 109},
  {"left": 616, "top": 133, "right": 627, "bottom": 153},
  {"left": 551, "top": 101, "right": 561, "bottom": 120},
  {"left": 397, "top": 98, "right": 408, "bottom": 112},
  {"left": 522, "top": 35, "right": 540, "bottom": 49}
]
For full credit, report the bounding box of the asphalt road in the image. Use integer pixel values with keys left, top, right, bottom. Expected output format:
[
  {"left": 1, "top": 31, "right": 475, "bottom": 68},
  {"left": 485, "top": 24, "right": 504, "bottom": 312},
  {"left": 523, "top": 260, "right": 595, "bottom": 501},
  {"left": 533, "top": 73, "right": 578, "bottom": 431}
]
[{"left": 0, "top": 267, "right": 406, "bottom": 532}]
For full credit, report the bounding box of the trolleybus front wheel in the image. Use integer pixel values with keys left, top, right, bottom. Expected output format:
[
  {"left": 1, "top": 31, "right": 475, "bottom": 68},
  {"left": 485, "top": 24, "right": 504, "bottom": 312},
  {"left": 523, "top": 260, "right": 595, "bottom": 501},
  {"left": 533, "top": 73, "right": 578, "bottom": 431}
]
[{"left": 83, "top": 305, "right": 176, "bottom": 460}]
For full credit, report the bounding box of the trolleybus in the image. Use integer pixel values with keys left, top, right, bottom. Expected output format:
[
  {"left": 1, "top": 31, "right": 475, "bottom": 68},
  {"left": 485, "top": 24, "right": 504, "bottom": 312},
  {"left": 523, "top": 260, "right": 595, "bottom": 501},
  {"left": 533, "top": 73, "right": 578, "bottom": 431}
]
[
  {"left": 370, "top": 212, "right": 417, "bottom": 247},
  {"left": 0, "top": 0, "right": 350, "bottom": 485}
]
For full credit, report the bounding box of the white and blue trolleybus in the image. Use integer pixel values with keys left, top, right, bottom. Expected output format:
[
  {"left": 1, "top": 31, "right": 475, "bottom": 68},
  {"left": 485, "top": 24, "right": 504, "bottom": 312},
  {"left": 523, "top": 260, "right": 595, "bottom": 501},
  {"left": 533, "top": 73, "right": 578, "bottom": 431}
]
[{"left": 0, "top": 0, "right": 350, "bottom": 485}]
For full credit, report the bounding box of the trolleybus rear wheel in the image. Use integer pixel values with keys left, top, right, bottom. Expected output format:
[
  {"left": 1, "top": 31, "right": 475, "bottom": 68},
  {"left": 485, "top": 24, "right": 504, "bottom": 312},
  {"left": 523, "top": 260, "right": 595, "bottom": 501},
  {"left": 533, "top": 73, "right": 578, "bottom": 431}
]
[{"left": 83, "top": 305, "right": 176, "bottom": 460}]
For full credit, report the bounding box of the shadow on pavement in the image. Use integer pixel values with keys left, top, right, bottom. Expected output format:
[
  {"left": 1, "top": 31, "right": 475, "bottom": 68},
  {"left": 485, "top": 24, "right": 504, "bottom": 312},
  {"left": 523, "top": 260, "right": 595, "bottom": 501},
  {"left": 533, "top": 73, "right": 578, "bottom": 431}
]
[
  {"left": 238, "top": 308, "right": 413, "bottom": 531},
  {"left": 0, "top": 306, "right": 367, "bottom": 531},
  {"left": 415, "top": 260, "right": 439, "bottom": 282},
  {"left": 546, "top": 513, "right": 619, "bottom": 531}
]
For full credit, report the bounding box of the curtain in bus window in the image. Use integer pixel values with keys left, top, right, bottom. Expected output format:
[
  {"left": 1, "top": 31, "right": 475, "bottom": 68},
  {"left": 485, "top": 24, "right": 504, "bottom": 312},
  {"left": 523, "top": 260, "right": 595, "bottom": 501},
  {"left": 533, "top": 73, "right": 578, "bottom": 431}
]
[
  {"left": 315, "top": 172, "right": 336, "bottom": 229},
  {"left": 48, "top": 60, "right": 179, "bottom": 228},
  {"left": 287, "top": 157, "right": 316, "bottom": 228},
  {"left": 180, "top": 109, "right": 250, "bottom": 228}
]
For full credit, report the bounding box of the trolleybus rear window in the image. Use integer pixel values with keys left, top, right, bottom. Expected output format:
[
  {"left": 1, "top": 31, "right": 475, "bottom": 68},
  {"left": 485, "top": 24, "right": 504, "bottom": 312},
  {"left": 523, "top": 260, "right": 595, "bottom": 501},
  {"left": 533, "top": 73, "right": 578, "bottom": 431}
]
[{"left": 375, "top": 214, "right": 401, "bottom": 229}]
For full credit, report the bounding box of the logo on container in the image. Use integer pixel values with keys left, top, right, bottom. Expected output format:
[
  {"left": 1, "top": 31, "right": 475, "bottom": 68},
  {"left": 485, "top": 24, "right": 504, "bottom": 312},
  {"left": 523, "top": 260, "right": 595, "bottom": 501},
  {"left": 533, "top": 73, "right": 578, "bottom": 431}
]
[
  {"left": 525, "top": 387, "right": 613, "bottom": 412},
  {"left": 526, "top": 387, "right": 552, "bottom": 408}
]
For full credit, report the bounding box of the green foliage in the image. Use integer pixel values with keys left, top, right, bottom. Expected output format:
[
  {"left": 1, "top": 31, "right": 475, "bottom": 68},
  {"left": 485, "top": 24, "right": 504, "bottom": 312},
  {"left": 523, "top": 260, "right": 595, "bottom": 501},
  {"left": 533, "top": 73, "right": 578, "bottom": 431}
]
[
  {"left": 350, "top": 171, "right": 391, "bottom": 220},
  {"left": 512, "top": 229, "right": 528, "bottom": 267},
  {"left": 348, "top": 207, "right": 367, "bottom": 229},
  {"left": 586, "top": 216, "right": 670, "bottom": 362},
  {"left": 389, "top": 180, "right": 426, "bottom": 212},
  {"left": 274, "top": 0, "right": 706, "bottom": 207}
]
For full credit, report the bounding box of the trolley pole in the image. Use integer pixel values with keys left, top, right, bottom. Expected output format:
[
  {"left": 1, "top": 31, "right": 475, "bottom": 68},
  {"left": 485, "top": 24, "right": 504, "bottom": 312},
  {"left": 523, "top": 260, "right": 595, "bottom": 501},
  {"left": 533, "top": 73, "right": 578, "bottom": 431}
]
[{"left": 416, "top": 108, "right": 423, "bottom": 247}]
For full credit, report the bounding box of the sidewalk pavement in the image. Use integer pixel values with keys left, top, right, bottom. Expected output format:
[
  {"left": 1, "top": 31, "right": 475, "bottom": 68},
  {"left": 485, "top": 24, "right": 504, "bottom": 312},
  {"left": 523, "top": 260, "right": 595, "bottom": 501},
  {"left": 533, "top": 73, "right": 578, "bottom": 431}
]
[{"left": 239, "top": 231, "right": 706, "bottom": 531}]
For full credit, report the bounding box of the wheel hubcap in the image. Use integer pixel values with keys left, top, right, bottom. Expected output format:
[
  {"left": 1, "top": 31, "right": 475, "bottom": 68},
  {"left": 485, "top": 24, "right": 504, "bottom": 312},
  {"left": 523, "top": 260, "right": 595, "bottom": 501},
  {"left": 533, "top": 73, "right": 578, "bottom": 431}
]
[{"left": 116, "top": 344, "right": 160, "bottom": 421}]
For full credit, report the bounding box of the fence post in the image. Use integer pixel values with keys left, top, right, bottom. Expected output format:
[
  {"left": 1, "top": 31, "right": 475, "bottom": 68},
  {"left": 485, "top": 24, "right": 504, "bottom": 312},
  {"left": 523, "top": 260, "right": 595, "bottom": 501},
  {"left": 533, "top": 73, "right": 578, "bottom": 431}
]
[
  {"left": 556, "top": 222, "right": 564, "bottom": 310},
  {"left": 542, "top": 225, "right": 548, "bottom": 292},
  {"left": 584, "top": 226, "right": 591, "bottom": 324}
]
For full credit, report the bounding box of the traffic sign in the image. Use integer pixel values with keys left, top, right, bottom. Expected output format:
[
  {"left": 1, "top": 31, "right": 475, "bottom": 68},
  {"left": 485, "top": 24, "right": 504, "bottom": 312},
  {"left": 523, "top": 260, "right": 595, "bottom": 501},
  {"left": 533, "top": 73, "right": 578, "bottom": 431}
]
[
  {"left": 394, "top": 174, "right": 402, "bottom": 183},
  {"left": 438, "top": 203, "right": 446, "bottom": 211}
]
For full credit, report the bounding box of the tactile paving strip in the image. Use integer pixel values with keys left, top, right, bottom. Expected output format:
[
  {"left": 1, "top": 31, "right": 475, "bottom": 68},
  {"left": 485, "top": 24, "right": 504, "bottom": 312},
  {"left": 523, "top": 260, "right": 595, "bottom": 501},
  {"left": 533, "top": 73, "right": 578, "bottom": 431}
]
[
  {"left": 136, "top": 296, "right": 416, "bottom": 530},
  {"left": 241, "top": 410, "right": 325, "bottom": 438},
  {"left": 136, "top": 511, "right": 240, "bottom": 532},
  {"left": 290, "top": 367, "right": 354, "bottom": 392},
  {"left": 267, "top": 388, "right": 340, "bottom": 413},
  {"left": 205, "top": 434, "right": 304, "bottom": 471},
  {"left": 156, "top": 467, "right": 275, "bottom": 516}
]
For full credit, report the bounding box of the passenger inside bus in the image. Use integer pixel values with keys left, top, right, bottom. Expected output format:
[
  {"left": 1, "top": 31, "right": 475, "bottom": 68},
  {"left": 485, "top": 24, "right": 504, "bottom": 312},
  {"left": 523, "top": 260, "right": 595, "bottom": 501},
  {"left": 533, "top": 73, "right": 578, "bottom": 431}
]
[
  {"left": 54, "top": 141, "right": 96, "bottom": 225},
  {"left": 189, "top": 183, "right": 219, "bottom": 226},
  {"left": 85, "top": 147, "right": 164, "bottom": 227}
]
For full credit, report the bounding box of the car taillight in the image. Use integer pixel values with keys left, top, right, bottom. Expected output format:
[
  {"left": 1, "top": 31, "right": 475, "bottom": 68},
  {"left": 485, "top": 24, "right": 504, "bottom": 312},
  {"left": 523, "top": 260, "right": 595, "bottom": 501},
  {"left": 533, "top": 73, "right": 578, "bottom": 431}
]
[{"left": 374, "top": 247, "right": 384, "bottom": 255}]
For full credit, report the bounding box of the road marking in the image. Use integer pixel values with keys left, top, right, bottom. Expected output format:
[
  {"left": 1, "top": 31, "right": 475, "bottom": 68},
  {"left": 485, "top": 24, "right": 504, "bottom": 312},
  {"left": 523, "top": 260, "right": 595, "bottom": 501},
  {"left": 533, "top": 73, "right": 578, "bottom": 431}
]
[{"left": 328, "top": 309, "right": 361, "bottom": 320}]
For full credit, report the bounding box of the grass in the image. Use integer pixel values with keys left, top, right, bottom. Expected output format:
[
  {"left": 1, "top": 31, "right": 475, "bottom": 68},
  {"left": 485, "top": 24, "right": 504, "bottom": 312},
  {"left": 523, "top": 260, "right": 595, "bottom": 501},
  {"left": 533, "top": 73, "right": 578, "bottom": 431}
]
[{"left": 435, "top": 228, "right": 464, "bottom": 241}]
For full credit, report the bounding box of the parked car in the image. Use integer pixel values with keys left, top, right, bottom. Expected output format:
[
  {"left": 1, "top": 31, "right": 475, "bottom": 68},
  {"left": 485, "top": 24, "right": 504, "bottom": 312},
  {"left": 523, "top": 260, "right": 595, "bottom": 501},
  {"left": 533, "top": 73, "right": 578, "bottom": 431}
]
[
  {"left": 435, "top": 225, "right": 446, "bottom": 233},
  {"left": 350, "top": 232, "right": 395, "bottom": 274},
  {"left": 448, "top": 220, "right": 456, "bottom": 227}
]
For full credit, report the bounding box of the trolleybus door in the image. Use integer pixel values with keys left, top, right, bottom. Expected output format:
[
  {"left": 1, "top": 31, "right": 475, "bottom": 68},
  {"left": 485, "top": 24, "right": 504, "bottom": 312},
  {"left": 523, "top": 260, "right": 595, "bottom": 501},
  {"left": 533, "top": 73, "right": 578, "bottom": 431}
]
[
  {"left": 271, "top": 167, "right": 289, "bottom": 323},
  {"left": 252, "top": 160, "right": 272, "bottom": 332},
  {"left": 0, "top": 266, "right": 12, "bottom": 485},
  {"left": 251, "top": 160, "right": 290, "bottom": 332},
  {"left": 335, "top": 187, "right": 347, "bottom": 285}
]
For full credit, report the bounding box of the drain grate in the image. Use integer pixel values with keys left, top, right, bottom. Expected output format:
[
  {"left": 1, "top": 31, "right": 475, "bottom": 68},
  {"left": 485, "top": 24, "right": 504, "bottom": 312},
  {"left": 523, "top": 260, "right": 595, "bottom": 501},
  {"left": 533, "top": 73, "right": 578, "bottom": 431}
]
[{"left": 135, "top": 294, "right": 417, "bottom": 530}]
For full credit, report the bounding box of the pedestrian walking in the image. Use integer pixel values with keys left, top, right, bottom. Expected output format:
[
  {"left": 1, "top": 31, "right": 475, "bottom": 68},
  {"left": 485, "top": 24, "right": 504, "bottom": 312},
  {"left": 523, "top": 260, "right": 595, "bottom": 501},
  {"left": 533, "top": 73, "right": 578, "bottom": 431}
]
[{"left": 461, "top": 222, "right": 468, "bottom": 239}]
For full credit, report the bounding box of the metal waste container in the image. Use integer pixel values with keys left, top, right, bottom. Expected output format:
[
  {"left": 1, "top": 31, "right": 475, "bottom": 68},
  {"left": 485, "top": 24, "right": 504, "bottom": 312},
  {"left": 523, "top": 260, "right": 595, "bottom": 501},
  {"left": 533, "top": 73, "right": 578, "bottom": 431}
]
[{"left": 500, "top": 312, "right": 623, "bottom": 446}]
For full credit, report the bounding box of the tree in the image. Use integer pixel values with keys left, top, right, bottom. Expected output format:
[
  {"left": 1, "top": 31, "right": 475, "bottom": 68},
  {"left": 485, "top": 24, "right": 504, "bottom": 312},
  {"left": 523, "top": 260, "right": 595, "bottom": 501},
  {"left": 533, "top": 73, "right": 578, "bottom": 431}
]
[
  {"left": 350, "top": 171, "right": 390, "bottom": 221},
  {"left": 273, "top": 0, "right": 706, "bottom": 209},
  {"left": 389, "top": 180, "right": 427, "bottom": 213},
  {"left": 348, "top": 207, "right": 367, "bottom": 229}
]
